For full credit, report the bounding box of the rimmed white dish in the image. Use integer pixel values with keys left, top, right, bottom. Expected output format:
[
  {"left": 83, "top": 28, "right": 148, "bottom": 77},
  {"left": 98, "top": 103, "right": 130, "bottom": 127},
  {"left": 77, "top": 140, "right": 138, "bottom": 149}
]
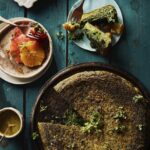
[
  {"left": 0, "top": 17, "right": 53, "bottom": 80},
  {"left": 0, "top": 57, "right": 52, "bottom": 85},
  {"left": 0, "top": 107, "right": 23, "bottom": 138},
  {"left": 14, "top": 0, "right": 38, "bottom": 9},
  {"left": 68, "top": 0, "right": 124, "bottom": 52}
]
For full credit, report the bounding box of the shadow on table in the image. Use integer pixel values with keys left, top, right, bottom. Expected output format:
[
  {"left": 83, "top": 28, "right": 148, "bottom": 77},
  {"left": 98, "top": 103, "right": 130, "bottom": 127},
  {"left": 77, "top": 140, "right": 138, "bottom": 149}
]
[
  {"left": 0, "top": 81, "right": 24, "bottom": 149},
  {"left": 26, "top": 58, "right": 59, "bottom": 87},
  {"left": 29, "top": 0, "right": 55, "bottom": 13},
  {"left": 0, "top": 134, "right": 23, "bottom": 149},
  {"left": 0, "top": 80, "right": 11, "bottom": 109}
]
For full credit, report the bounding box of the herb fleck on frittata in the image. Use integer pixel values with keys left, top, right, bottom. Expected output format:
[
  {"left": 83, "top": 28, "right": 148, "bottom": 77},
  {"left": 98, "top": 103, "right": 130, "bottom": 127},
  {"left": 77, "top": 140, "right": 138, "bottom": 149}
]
[{"left": 133, "top": 94, "right": 144, "bottom": 103}]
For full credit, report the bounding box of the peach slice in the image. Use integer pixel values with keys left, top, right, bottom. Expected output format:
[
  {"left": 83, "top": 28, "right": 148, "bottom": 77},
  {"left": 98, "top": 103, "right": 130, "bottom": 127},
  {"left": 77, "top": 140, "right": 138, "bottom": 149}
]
[{"left": 20, "top": 41, "right": 45, "bottom": 68}]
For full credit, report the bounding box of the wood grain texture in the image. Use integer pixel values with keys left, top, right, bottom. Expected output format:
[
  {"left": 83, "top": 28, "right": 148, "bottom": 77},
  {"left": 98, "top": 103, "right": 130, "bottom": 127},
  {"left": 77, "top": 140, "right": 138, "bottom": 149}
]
[
  {"left": 109, "top": 0, "right": 150, "bottom": 91},
  {"left": 67, "top": 0, "right": 109, "bottom": 66},
  {"left": 24, "top": 0, "right": 68, "bottom": 149},
  {"left": 0, "top": 0, "right": 24, "bottom": 150},
  {"left": 0, "top": 0, "right": 150, "bottom": 150}
]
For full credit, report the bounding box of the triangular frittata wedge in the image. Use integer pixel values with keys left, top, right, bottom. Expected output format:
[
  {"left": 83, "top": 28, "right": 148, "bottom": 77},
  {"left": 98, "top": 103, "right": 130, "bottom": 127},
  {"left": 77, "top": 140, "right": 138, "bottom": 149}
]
[{"left": 38, "top": 122, "right": 104, "bottom": 150}]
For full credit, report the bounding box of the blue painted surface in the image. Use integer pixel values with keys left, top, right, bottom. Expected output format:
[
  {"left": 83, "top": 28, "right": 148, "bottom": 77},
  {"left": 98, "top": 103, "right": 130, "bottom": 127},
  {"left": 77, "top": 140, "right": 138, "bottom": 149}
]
[{"left": 0, "top": 0, "right": 150, "bottom": 149}]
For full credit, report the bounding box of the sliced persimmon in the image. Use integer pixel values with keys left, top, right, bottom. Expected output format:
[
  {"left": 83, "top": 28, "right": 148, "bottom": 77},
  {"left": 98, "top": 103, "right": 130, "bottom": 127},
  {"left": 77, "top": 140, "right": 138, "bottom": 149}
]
[
  {"left": 10, "top": 28, "right": 32, "bottom": 64},
  {"left": 20, "top": 41, "right": 45, "bottom": 68}
]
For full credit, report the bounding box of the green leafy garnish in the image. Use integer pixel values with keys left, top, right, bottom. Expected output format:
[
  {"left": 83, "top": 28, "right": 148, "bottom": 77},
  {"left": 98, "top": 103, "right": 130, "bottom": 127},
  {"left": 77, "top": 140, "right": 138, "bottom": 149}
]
[
  {"left": 113, "top": 106, "right": 127, "bottom": 121},
  {"left": 136, "top": 124, "right": 144, "bottom": 131},
  {"left": 113, "top": 125, "right": 127, "bottom": 133},
  {"left": 82, "top": 111, "right": 103, "bottom": 134},
  {"left": 133, "top": 94, "right": 144, "bottom": 103},
  {"left": 68, "top": 30, "right": 84, "bottom": 41},
  {"left": 67, "top": 142, "right": 76, "bottom": 150},
  {"left": 31, "top": 23, "right": 45, "bottom": 33},
  {"left": 32, "top": 132, "right": 39, "bottom": 140},
  {"left": 56, "top": 31, "right": 65, "bottom": 40},
  {"left": 40, "top": 104, "right": 48, "bottom": 112},
  {"left": 64, "top": 109, "right": 84, "bottom": 126}
]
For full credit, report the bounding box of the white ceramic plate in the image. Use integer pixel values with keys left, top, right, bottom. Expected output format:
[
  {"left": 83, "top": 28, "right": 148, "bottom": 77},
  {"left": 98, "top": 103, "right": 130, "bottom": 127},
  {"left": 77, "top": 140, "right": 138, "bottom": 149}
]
[
  {"left": 0, "top": 59, "right": 52, "bottom": 85},
  {"left": 14, "top": 0, "right": 38, "bottom": 9},
  {"left": 0, "top": 18, "right": 52, "bottom": 85},
  {"left": 68, "top": 0, "right": 124, "bottom": 52},
  {"left": 0, "top": 18, "right": 52, "bottom": 79}
]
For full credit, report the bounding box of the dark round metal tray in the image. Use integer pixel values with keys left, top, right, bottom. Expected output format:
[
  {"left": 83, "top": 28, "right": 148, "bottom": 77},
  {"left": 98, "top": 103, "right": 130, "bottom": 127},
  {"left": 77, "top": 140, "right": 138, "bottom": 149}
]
[{"left": 31, "top": 62, "right": 150, "bottom": 150}]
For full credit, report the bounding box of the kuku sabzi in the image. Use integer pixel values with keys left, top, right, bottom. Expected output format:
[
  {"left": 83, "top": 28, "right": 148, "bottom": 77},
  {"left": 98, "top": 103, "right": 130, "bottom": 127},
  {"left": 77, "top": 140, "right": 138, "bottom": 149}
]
[
  {"left": 80, "top": 5, "right": 124, "bottom": 36},
  {"left": 38, "top": 122, "right": 105, "bottom": 150},
  {"left": 83, "top": 22, "right": 112, "bottom": 55},
  {"left": 80, "top": 5, "right": 118, "bottom": 26},
  {"left": 113, "top": 106, "right": 127, "bottom": 134}
]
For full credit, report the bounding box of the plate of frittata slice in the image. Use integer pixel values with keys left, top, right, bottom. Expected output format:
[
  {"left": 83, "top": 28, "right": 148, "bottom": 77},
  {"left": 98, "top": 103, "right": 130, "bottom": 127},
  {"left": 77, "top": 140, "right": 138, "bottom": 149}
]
[{"left": 63, "top": 0, "right": 124, "bottom": 55}]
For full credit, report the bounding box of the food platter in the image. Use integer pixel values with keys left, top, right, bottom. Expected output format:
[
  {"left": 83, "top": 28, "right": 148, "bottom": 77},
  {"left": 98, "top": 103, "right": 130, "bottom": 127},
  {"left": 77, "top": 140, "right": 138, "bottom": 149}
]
[{"left": 31, "top": 62, "right": 150, "bottom": 150}]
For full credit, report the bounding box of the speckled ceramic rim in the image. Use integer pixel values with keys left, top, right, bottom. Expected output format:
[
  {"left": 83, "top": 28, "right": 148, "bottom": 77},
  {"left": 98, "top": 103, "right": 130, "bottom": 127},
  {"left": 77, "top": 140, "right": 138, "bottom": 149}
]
[
  {"left": 0, "top": 17, "right": 53, "bottom": 79},
  {"left": 0, "top": 107, "right": 23, "bottom": 138}
]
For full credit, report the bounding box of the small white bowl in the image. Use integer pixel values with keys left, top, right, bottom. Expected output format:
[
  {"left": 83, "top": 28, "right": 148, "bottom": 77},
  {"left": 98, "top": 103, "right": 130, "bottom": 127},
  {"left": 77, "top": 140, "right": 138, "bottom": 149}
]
[
  {"left": 0, "top": 107, "right": 23, "bottom": 138},
  {"left": 0, "top": 17, "right": 53, "bottom": 80}
]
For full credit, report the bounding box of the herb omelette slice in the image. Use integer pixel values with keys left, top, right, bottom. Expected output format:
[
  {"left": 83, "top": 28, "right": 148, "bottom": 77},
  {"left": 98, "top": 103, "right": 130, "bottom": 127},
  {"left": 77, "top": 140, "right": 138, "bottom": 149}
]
[
  {"left": 38, "top": 122, "right": 105, "bottom": 150},
  {"left": 80, "top": 5, "right": 118, "bottom": 26},
  {"left": 83, "top": 22, "right": 112, "bottom": 53}
]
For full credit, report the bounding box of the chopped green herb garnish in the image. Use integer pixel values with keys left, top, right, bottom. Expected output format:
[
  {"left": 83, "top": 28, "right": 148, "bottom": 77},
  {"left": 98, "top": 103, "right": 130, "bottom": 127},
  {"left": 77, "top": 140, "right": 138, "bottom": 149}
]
[
  {"left": 40, "top": 105, "right": 47, "bottom": 112},
  {"left": 70, "top": 22, "right": 80, "bottom": 27},
  {"left": 133, "top": 94, "right": 144, "bottom": 103},
  {"left": 67, "top": 142, "right": 76, "bottom": 150},
  {"left": 136, "top": 124, "right": 144, "bottom": 131},
  {"left": 113, "top": 107, "right": 127, "bottom": 121},
  {"left": 82, "top": 111, "right": 104, "bottom": 134},
  {"left": 32, "top": 132, "right": 39, "bottom": 140},
  {"left": 64, "top": 109, "right": 84, "bottom": 126},
  {"left": 68, "top": 30, "right": 84, "bottom": 41},
  {"left": 113, "top": 125, "right": 127, "bottom": 133},
  {"left": 31, "top": 23, "right": 45, "bottom": 33},
  {"left": 56, "top": 31, "right": 65, "bottom": 40}
]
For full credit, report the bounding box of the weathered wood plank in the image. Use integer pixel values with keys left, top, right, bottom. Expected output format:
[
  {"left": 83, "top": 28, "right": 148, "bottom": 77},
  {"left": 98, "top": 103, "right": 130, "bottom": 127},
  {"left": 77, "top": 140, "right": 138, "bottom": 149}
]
[
  {"left": 67, "top": 0, "right": 109, "bottom": 66},
  {"left": 109, "top": 0, "right": 150, "bottom": 91},
  {"left": 24, "top": 0, "right": 67, "bottom": 149},
  {"left": 0, "top": 0, "right": 24, "bottom": 150}
]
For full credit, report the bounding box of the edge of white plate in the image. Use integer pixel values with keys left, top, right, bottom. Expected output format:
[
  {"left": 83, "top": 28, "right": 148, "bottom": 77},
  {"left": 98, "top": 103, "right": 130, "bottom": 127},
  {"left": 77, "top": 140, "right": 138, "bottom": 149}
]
[
  {"left": 14, "top": 0, "right": 38, "bottom": 9},
  {"left": 0, "top": 17, "right": 52, "bottom": 85}
]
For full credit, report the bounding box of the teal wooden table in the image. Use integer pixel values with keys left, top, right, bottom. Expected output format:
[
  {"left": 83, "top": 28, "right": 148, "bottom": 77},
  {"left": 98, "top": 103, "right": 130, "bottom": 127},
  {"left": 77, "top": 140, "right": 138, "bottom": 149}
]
[{"left": 0, "top": 0, "right": 150, "bottom": 149}]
